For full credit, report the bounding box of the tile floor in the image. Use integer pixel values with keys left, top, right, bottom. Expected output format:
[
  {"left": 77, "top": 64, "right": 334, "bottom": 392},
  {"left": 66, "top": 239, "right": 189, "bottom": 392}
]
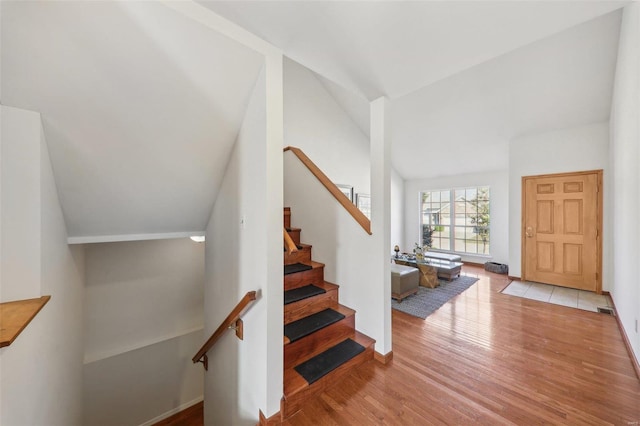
[{"left": 502, "top": 280, "right": 613, "bottom": 313}]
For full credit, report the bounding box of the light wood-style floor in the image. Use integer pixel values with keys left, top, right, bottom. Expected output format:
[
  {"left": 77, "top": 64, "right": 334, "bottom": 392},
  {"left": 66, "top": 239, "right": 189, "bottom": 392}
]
[{"left": 285, "top": 265, "right": 640, "bottom": 425}]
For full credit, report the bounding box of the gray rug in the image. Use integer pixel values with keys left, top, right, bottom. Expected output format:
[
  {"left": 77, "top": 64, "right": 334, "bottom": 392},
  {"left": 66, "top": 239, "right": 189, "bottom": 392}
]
[{"left": 392, "top": 276, "right": 479, "bottom": 319}]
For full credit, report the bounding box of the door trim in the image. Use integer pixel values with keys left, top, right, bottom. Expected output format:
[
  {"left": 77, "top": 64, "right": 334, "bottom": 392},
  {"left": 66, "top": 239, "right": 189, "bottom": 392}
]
[{"left": 521, "top": 169, "right": 603, "bottom": 293}]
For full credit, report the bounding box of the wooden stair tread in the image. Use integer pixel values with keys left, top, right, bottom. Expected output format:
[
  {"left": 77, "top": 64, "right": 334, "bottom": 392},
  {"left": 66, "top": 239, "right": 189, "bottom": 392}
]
[
  {"left": 284, "top": 305, "right": 355, "bottom": 345},
  {"left": 283, "top": 304, "right": 354, "bottom": 345},
  {"left": 284, "top": 281, "right": 338, "bottom": 299},
  {"left": 294, "top": 338, "right": 365, "bottom": 384},
  {"left": 284, "top": 261, "right": 326, "bottom": 291},
  {"left": 284, "top": 281, "right": 340, "bottom": 326},
  {"left": 282, "top": 260, "right": 324, "bottom": 271},
  {"left": 284, "top": 284, "right": 326, "bottom": 306},
  {"left": 314, "top": 281, "right": 338, "bottom": 292},
  {"left": 283, "top": 331, "right": 375, "bottom": 397},
  {"left": 284, "top": 262, "right": 313, "bottom": 275}
]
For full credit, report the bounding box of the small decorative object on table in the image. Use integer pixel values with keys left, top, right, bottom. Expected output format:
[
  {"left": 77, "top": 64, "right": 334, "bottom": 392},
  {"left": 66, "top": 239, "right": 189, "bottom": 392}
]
[
  {"left": 413, "top": 243, "right": 424, "bottom": 260},
  {"left": 394, "top": 245, "right": 400, "bottom": 258}
]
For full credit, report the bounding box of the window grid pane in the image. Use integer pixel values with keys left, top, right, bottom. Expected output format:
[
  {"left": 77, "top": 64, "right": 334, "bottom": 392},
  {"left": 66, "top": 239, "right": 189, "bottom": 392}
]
[{"left": 419, "top": 187, "right": 490, "bottom": 256}]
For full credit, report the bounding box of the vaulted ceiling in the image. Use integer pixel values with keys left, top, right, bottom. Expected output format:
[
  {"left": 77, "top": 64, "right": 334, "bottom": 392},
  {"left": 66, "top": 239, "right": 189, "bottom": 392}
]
[
  {"left": 201, "top": 1, "right": 626, "bottom": 100},
  {"left": 1, "top": 1, "right": 627, "bottom": 240},
  {"left": 1, "top": 1, "right": 264, "bottom": 241}
]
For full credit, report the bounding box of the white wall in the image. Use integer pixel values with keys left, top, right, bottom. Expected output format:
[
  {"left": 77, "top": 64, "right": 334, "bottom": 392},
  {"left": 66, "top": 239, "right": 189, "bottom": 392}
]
[
  {"left": 82, "top": 238, "right": 204, "bottom": 426},
  {"left": 1, "top": 106, "right": 41, "bottom": 301},
  {"left": 390, "top": 168, "right": 405, "bottom": 251},
  {"left": 609, "top": 3, "right": 640, "bottom": 365},
  {"left": 508, "top": 122, "right": 610, "bottom": 279},
  {"left": 284, "top": 57, "right": 371, "bottom": 196},
  {"left": 205, "top": 65, "right": 283, "bottom": 424},
  {"left": 1, "top": 106, "right": 85, "bottom": 425},
  {"left": 404, "top": 170, "right": 509, "bottom": 265}
]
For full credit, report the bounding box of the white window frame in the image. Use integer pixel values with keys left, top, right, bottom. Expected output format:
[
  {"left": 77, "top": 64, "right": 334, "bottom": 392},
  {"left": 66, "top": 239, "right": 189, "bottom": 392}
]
[{"left": 419, "top": 186, "right": 491, "bottom": 256}]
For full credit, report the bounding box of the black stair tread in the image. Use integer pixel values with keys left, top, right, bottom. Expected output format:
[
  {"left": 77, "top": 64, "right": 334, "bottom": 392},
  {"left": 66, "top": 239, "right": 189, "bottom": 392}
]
[
  {"left": 284, "top": 331, "right": 374, "bottom": 395},
  {"left": 284, "top": 308, "right": 345, "bottom": 343},
  {"left": 284, "top": 284, "right": 326, "bottom": 305},
  {"left": 294, "top": 338, "right": 366, "bottom": 385},
  {"left": 284, "top": 262, "right": 313, "bottom": 275}
]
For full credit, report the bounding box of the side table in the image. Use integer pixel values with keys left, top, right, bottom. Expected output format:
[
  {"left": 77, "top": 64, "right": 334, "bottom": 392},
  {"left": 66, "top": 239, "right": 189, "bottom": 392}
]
[{"left": 416, "top": 263, "right": 439, "bottom": 288}]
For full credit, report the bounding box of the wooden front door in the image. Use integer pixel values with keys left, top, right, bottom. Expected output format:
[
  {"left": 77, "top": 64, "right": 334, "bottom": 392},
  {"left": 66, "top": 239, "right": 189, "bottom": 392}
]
[{"left": 522, "top": 170, "right": 602, "bottom": 292}]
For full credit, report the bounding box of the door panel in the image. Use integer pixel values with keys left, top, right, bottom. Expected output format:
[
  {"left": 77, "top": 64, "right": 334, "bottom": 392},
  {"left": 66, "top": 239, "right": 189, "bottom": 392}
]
[{"left": 523, "top": 171, "right": 601, "bottom": 292}]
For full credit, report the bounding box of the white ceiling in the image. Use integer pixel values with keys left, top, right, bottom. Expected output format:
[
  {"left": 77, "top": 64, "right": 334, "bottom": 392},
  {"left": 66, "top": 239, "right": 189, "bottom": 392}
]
[
  {"left": 391, "top": 10, "right": 622, "bottom": 179},
  {"left": 1, "top": 1, "right": 627, "bottom": 239},
  {"left": 200, "top": 1, "right": 627, "bottom": 100},
  {"left": 2, "top": 1, "right": 264, "bottom": 240}
]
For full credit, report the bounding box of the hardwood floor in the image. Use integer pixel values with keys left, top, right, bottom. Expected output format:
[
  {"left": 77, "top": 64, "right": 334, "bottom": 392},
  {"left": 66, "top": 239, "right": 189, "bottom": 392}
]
[{"left": 284, "top": 265, "right": 640, "bottom": 425}]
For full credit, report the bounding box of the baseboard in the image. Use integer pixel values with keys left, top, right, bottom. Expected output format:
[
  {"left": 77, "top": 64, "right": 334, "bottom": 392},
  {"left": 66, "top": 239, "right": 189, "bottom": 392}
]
[
  {"left": 374, "top": 350, "right": 393, "bottom": 364},
  {"left": 258, "top": 408, "right": 281, "bottom": 425},
  {"left": 462, "top": 261, "right": 484, "bottom": 267},
  {"left": 608, "top": 295, "right": 640, "bottom": 381},
  {"left": 139, "top": 396, "right": 203, "bottom": 426},
  {"left": 507, "top": 275, "right": 521, "bottom": 281}
]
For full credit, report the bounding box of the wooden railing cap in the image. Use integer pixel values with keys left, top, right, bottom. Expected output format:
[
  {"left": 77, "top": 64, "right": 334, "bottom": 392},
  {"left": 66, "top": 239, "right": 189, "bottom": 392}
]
[{"left": 284, "top": 146, "right": 372, "bottom": 235}]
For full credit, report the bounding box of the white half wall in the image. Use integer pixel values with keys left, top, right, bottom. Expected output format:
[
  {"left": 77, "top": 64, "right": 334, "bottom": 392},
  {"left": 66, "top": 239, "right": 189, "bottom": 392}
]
[
  {"left": 82, "top": 238, "right": 204, "bottom": 425},
  {"left": 205, "top": 64, "right": 283, "bottom": 424},
  {"left": 508, "top": 122, "right": 610, "bottom": 280},
  {"left": 404, "top": 170, "right": 509, "bottom": 265},
  {"left": 83, "top": 330, "right": 204, "bottom": 426},
  {"left": 609, "top": 3, "right": 640, "bottom": 365},
  {"left": 1, "top": 106, "right": 85, "bottom": 426},
  {"left": 284, "top": 57, "right": 371, "bottom": 196}
]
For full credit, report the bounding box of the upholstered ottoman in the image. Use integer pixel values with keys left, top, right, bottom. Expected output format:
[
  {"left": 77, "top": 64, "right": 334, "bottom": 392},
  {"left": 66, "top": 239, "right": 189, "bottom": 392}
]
[{"left": 391, "top": 263, "right": 419, "bottom": 302}]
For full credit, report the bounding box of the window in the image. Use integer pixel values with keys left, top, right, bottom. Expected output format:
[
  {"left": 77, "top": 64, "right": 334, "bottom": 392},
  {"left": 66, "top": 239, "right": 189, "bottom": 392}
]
[{"left": 420, "top": 186, "right": 490, "bottom": 255}]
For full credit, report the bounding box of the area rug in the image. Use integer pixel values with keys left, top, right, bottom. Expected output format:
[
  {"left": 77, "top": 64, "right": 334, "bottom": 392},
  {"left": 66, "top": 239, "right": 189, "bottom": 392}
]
[{"left": 391, "top": 276, "right": 479, "bottom": 319}]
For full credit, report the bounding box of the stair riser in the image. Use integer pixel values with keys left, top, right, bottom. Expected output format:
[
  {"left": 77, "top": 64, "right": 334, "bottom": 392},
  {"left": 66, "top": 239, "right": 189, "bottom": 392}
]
[
  {"left": 284, "top": 316, "right": 355, "bottom": 370},
  {"left": 288, "top": 229, "right": 301, "bottom": 246},
  {"left": 284, "top": 289, "right": 338, "bottom": 325},
  {"left": 284, "top": 208, "right": 291, "bottom": 229},
  {"left": 284, "top": 290, "right": 338, "bottom": 325},
  {"left": 284, "top": 247, "right": 312, "bottom": 265},
  {"left": 282, "top": 345, "right": 374, "bottom": 418},
  {"left": 284, "top": 267, "right": 324, "bottom": 291}
]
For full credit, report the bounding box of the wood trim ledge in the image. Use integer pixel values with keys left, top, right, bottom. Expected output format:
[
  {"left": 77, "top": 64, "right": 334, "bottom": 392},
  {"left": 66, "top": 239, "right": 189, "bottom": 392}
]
[{"left": 0, "top": 296, "right": 51, "bottom": 348}]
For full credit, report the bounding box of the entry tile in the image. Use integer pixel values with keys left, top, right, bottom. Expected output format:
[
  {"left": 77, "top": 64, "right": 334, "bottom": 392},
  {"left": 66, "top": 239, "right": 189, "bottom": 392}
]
[
  {"left": 550, "top": 287, "right": 579, "bottom": 308},
  {"left": 501, "top": 280, "right": 530, "bottom": 296},
  {"left": 501, "top": 280, "right": 613, "bottom": 314},
  {"left": 524, "top": 282, "right": 554, "bottom": 302}
]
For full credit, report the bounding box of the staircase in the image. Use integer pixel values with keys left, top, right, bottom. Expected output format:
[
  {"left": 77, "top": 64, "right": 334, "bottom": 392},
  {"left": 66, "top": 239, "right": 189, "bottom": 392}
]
[{"left": 281, "top": 207, "right": 375, "bottom": 418}]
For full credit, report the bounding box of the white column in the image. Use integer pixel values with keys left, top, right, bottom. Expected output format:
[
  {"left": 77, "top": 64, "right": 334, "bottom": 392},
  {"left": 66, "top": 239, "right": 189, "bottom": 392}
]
[
  {"left": 264, "top": 52, "right": 284, "bottom": 417},
  {"left": 370, "top": 97, "right": 392, "bottom": 355}
]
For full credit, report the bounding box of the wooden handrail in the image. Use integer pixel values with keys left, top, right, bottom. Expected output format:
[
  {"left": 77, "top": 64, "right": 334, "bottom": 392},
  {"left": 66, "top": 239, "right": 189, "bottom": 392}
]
[
  {"left": 284, "top": 227, "right": 298, "bottom": 254},
  {"left": 193, "top": 291, "right": 257, "bottom": 369},
  {"left": 284, "top": 146, "right": 372, "bottom": 235}
]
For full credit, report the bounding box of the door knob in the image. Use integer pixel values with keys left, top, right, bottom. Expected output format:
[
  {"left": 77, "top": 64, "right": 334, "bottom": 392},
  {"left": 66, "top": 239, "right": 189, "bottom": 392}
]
[{"left": 525, "top": 226, "right": 534, "bottom": 238}]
